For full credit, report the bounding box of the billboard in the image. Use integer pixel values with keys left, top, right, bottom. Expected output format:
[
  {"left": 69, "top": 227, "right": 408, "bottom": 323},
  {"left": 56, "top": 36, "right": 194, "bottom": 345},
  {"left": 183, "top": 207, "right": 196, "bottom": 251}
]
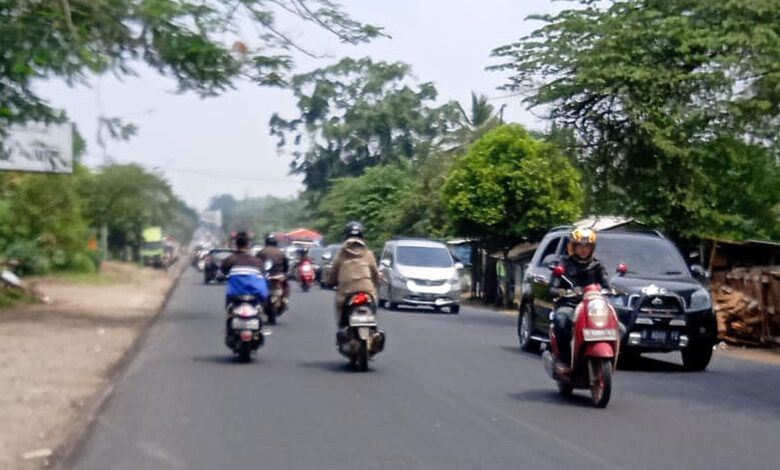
[{"left": 0, "top": 123, "right": 73, "bottom": 173}]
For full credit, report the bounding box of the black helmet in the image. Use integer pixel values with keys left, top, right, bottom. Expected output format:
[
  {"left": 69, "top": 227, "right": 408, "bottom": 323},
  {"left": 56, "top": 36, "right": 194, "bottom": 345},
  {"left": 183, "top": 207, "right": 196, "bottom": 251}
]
[
  {"left": 343, "top": 221, "right": 364, "bottom": 240},
  {"left": 265, "top": 233, "right": 278, "bottom": 246}
]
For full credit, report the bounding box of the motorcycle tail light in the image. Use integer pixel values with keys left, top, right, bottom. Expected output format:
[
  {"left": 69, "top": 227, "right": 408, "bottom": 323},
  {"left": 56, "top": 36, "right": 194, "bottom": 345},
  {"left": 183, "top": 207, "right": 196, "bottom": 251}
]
[
  {"left": 351, "top": 292, "right": 370, "bottom": 306},
  {"left": 235, "top": 304, "right": 255, "bottom": 317}
]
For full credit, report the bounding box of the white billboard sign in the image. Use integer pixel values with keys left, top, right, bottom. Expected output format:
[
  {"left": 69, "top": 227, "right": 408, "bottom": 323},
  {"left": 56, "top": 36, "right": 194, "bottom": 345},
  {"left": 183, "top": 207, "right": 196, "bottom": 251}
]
[{"left": 0, "top": 123, "right": 73, "bottom": 173}]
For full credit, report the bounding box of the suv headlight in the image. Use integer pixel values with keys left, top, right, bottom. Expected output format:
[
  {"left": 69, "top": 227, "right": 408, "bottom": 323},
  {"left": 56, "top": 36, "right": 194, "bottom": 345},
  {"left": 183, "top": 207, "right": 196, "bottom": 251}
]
[
  {"left": 587, "top": 298, "right": 609, "bottom": 328},
  {"left": 688, "top": 288, "right": 712, "bottom": 311},
  {"left": 393, "top": 272, "right": 407, "bottom": 283}
]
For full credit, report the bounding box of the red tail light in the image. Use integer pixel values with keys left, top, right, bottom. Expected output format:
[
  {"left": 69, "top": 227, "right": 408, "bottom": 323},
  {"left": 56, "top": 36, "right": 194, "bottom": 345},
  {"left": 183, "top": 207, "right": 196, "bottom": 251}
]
[
  {"left": 206, "top": 256, "right": 213, "bottom": 263},
  {"left": 351, "top": 292, "right": 370, "bottom": 306}
]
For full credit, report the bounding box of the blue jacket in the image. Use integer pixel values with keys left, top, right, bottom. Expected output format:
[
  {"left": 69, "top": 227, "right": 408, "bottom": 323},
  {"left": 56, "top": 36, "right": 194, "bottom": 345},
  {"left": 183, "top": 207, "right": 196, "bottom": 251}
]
[{"left": 221, "top": 252, "right": 270, "bottom": 301}]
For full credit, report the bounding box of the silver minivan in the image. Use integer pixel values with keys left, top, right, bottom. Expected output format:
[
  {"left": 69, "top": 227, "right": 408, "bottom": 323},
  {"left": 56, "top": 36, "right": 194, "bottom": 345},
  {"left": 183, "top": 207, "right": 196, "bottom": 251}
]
[{"left": 378, "top": 238, "right": 463, "bottom": 313}]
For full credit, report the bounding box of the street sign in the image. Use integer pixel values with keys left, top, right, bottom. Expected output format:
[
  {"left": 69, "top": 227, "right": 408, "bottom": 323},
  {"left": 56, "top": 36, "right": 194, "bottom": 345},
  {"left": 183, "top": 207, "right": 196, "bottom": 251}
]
[{"left": 0, "top": 123, "right": 73, "bottom": 173}]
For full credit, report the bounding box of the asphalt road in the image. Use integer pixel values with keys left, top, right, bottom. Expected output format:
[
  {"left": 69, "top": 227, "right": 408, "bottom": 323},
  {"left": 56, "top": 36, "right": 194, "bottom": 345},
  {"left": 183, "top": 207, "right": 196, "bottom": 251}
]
[{"left": 68, "top": 268, "right": 780, "bottom": 470}]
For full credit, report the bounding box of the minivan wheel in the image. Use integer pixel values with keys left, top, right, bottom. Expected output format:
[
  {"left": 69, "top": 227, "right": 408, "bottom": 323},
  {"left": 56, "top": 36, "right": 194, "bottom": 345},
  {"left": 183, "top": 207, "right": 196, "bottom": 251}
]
[{"left": 519, "top": 304, "right": 539, "bottom": 353}]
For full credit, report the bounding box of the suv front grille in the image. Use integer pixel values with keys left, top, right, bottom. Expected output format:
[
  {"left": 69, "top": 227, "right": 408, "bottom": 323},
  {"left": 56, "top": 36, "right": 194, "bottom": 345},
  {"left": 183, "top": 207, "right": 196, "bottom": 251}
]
[
  {"left": 409, "top": 278, "right": 448, "bottom": 287},
  {"left": 638, "top": 295, "right": 684, "bottom": 314}
]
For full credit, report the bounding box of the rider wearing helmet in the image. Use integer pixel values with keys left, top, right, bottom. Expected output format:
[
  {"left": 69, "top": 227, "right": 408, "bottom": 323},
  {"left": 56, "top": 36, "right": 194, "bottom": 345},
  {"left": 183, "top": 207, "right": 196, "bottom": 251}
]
[
  {"left": 550, "top": 228, "right": 610, "bottom": 368},
  {"left": 258, "top": 233, "right": 290, "bottom": 299},
  {"left": 327, "top": 221, "right": 380, "bottom": 330}
]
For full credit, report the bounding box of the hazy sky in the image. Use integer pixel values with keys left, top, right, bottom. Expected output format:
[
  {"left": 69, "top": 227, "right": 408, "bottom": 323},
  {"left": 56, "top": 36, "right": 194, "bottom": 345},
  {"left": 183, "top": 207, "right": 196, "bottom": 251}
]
[{"left": 37, "top": 0, "right": 560, "bottom": 210}]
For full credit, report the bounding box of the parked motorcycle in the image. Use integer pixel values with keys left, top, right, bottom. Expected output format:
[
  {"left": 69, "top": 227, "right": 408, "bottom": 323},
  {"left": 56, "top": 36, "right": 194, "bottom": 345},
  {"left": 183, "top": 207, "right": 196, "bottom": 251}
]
[
  {"left": 337, "top": 292, "right": 386, "bottom": 371},
  {"left": 541, "top": 266, "right": 620, "bottom": 408},
  {"left": 225, "top": 295, "right": 266, "bottom": 361},
  {"left": 298, "top": 259, "right": 315, "bottom": 292}
]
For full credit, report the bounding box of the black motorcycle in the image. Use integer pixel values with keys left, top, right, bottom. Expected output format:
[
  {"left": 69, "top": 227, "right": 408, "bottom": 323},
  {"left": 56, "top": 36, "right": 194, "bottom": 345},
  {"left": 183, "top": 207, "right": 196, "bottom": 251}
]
[
  {"left": 225, "top": 295, "right": 266, "bottom": 361},
  {"left": 337, "top": 292, "right": 386, "bottom": 371}
]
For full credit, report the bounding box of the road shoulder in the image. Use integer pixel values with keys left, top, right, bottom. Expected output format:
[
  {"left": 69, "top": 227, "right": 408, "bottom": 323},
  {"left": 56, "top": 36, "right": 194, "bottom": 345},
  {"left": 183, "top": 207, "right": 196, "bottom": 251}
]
[{"left": 0, "top": 261, "right": 183, "bottom": 469}]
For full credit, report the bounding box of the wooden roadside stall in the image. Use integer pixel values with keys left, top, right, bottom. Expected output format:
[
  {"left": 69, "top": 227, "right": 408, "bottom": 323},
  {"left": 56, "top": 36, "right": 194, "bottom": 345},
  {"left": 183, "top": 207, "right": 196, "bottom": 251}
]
[{"left": 708, "top": 239, "right": 780, "bottom": 346}]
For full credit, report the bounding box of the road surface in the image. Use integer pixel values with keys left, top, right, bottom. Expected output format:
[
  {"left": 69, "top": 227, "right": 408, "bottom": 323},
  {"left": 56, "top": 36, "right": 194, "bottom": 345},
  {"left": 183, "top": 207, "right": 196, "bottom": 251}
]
[{"left": 68, "top": 268, "right": 780, "bottom": 470}]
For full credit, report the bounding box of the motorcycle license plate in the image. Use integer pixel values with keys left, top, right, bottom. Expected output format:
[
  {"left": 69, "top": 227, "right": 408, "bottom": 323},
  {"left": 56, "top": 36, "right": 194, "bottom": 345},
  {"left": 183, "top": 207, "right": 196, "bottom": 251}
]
[
  {"left": 349, "top": 314, "right": 377, "bottom": 326},
  {"left": 272, "top": 289, "right": 283, "bottom": 296},
  {"left": 232, "top": 318, "right": 260, "bottom": 330}
]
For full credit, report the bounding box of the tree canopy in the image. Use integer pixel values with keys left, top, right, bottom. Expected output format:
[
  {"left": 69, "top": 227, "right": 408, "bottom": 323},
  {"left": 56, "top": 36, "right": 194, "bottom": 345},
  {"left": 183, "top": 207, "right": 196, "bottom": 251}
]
[
  {"left": 0, "top": 0, "right": 384, "bottom": 128},
  {"left": 441, "top": 124, "right": 583, "bottom": 247},
  {"left": 491, "top": 0, "right": 780, "bottom": 239},
  {"left": 270, "top": 57, "right": 462, "bottom": 194}
]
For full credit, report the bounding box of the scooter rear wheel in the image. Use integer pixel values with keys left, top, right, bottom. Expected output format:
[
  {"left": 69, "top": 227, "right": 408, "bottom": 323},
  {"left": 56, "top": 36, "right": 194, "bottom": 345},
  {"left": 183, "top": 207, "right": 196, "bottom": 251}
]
[
  {"left": 356, "top": 341, "right": 369, "bottom": 372},
  {"left": 590, "top": 358, "right": 612, "bottom": 408}
]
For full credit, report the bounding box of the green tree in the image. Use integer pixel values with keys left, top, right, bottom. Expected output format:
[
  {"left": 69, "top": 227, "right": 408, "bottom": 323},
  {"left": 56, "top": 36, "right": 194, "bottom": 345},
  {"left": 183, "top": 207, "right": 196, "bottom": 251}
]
[
  {"left": 270, "top": 57, "right": 461, "bottom": 195},
  {"left": 0, "top": 0, "right": 384, "bottom": 128},
  {"left": 491, "top": 0, "right": 780, "bottom": 239},
  {"left": 81, "top": 164, "right": 181, "bottom": 257},
  {"left": 315, "top": 165, "right": 414, "bottom": 251},
  {"left": 441, "top": 124, "right": 583, "bottom": 248},
  {"left": 213, "top": 194, "right": 311, "bottom": 236}
]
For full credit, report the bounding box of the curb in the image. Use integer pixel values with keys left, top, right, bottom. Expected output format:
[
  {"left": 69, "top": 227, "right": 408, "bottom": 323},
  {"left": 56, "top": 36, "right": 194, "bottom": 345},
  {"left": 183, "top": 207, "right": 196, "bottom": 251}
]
[{"left": 51, "top": 262, "right": 187, "bottom": 469}]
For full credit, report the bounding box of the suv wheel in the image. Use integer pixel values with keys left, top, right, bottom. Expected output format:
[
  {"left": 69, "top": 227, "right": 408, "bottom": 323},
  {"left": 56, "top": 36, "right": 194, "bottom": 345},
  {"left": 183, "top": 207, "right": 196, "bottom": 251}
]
[
  {"left": 681, "top": 344, "right": 713, "bottom": 371},
  {"left": 518, "top": 304, "right": 539, "bottom": 353},
  {"left": 450, "top": 305, "right": 460, "bottom": 314}
]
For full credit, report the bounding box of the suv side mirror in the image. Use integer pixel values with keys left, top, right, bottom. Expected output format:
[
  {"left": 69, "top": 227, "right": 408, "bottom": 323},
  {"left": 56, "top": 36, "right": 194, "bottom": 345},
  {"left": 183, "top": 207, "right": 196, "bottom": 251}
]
[
  {"left": 454, "top": 262, "right": 464, "bottom": 270},
  {"left": 322, "top": 253, "right": 332, "bottom": 261},
  {"left": 541, "top": 254, "right": 560, "bottom": 269},
  {"left": 690, "top": 264, "right": 710, "bottom": 281},
  {"left": 381, "top": 259, "right": 391, "bottom": 268}
]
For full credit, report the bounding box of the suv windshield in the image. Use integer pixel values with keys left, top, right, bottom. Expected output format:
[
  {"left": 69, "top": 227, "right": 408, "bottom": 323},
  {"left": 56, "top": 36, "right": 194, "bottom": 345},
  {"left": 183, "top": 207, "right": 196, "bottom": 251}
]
[
  {"left": 397, "top": 246, "right": 453, "bottom": 268},
  {"left": 595, "top": 235, "right": 689, "bottom": 278}
]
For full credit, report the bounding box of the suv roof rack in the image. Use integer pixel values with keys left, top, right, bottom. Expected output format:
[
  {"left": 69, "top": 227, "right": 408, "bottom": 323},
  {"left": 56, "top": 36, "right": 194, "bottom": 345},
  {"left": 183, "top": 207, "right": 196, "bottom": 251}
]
[{"left": 549, "top": 225, "right": 574, "bottom": 233}]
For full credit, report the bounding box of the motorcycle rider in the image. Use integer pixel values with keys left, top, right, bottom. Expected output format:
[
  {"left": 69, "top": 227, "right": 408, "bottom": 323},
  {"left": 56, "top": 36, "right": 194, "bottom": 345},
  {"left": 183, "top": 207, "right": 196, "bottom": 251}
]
[
  {"left": 258, "top": 233, "right": 290, "bottom": 300},
  {"left": 220, "top": 232, "right": 269, "bottom": 330},
  {"left": 327, "top": 221, "right": 380, "bottom": 332},
  {"left": 550, "top": 228, "right": 610, "bottom": 369}
]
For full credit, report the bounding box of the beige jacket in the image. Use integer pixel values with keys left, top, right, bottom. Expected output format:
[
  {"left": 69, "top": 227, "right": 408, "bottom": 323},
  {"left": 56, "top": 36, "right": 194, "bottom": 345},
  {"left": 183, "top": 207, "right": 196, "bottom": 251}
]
[{"left": 328, "top": 238, "right": 380, "bottom": 309}]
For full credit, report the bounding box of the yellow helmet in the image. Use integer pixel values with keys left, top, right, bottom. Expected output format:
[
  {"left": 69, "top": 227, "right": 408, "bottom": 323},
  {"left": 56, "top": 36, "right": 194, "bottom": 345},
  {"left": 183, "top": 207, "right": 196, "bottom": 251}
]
[{"left": 567, "top": 228, "right": 597, "bottom": 256}]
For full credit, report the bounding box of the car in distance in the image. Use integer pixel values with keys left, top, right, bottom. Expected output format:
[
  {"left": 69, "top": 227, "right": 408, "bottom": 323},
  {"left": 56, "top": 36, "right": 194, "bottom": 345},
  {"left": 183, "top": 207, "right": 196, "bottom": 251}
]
[
  {"left": 378, "top": 238, "right": 463, "bottom": 314},
  {"left": 319, "top": 244, "right": 342, "bottom": 288},
  {"left": 517, "top": 227, "right": 717, "bottom": 370},
  {"left": 203, "top": 249, "right": 234, "bottom": 284}
]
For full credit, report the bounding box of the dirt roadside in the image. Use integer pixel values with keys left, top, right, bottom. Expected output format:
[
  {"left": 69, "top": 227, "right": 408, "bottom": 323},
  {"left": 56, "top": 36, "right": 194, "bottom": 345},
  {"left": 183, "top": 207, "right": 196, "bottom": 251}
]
[{"left": 0, "top": 261, "right": 183, "bottom": 470}]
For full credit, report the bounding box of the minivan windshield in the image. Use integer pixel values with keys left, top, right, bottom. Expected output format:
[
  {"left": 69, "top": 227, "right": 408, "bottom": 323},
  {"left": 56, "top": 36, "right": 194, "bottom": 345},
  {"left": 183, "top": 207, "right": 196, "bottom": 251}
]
[
  {"left": 595, "top": 235, "right": 690, "bottom": 278},
  {"left": 397, "top": 246, "right": 453, "bottom": 268}
]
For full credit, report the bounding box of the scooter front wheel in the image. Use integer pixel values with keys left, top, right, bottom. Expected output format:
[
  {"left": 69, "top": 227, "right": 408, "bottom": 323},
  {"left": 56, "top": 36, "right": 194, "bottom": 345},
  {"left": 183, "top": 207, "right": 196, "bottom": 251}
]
[{"left": 589, "top": 358, "right": 612, "bottom": 408}]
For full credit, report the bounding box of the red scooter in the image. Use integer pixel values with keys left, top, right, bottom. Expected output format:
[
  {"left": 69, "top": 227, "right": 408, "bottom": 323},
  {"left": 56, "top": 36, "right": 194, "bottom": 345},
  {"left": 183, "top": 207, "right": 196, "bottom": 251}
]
[
  {"left": 297, "top": 259, "right": 315, "bottom": 292},
  {"left": 542, "top": 265, "right": 620, "bottom": 408}
]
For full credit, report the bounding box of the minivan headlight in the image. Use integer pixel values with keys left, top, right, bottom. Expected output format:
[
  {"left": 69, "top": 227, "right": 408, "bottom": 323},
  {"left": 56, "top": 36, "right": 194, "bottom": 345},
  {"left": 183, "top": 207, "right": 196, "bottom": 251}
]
[{"left": 688, "top": 288, "right": 712, "bottom": 311}]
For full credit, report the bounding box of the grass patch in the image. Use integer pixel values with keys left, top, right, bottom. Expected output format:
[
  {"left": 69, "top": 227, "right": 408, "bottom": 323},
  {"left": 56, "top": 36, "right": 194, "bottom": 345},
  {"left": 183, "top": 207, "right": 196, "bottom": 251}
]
[
  {"left": 54, "top": 271, "right": 115, "bottom": 285},
  {"left": 0, "top": 288, "right": 38, "bottom": 308}
]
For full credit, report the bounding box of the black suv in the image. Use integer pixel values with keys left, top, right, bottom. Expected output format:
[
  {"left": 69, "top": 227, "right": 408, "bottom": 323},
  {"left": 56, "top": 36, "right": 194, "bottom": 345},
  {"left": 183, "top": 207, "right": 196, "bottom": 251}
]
[{"left": 518, "top": 227, "right": 717, "bottom": 370}]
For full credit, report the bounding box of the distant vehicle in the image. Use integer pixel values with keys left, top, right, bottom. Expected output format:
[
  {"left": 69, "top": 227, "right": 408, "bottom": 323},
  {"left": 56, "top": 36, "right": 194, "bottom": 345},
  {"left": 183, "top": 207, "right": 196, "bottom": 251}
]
[
  {"left": 319, "top": 244, "right": 342, "bottom": 289},
  {"left": 141, "top": 227, "right": 165, "bottom": 267},
  {"left": 308, "top": 247, "right": 325, "bottom": 281},
  {"left": 203, "top": 249, "right": 234, "bottom": 284},
  {"left": 378, "top": 238, "right": 463, "bottom": 314},
  {"left": 518, "top": 228, "right": 717, "bottom": 371}
]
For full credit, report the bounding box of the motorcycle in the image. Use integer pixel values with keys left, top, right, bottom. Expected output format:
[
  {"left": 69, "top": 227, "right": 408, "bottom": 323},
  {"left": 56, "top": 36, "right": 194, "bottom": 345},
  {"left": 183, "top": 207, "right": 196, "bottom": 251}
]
[
  {"left": 541, "top": 265, "right": 620, "bottom": 408},
  {"left": 337, "top": 292, "right": 386, "bottom": 371},
  {"left": 263, "top": 259, "right": 287, "bottom": 325},
  {"left": 225, "top": 295, "right": 267, "bottom": 361},
  {"left": 297, "top": 259, "right": 315, "bottom": 292}
]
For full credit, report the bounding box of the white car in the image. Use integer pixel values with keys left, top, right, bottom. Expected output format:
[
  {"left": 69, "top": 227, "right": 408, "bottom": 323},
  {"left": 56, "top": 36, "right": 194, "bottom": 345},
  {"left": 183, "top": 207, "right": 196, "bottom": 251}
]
[{"left": 378, "top": 238, "right": 463, "bottom": 314}]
